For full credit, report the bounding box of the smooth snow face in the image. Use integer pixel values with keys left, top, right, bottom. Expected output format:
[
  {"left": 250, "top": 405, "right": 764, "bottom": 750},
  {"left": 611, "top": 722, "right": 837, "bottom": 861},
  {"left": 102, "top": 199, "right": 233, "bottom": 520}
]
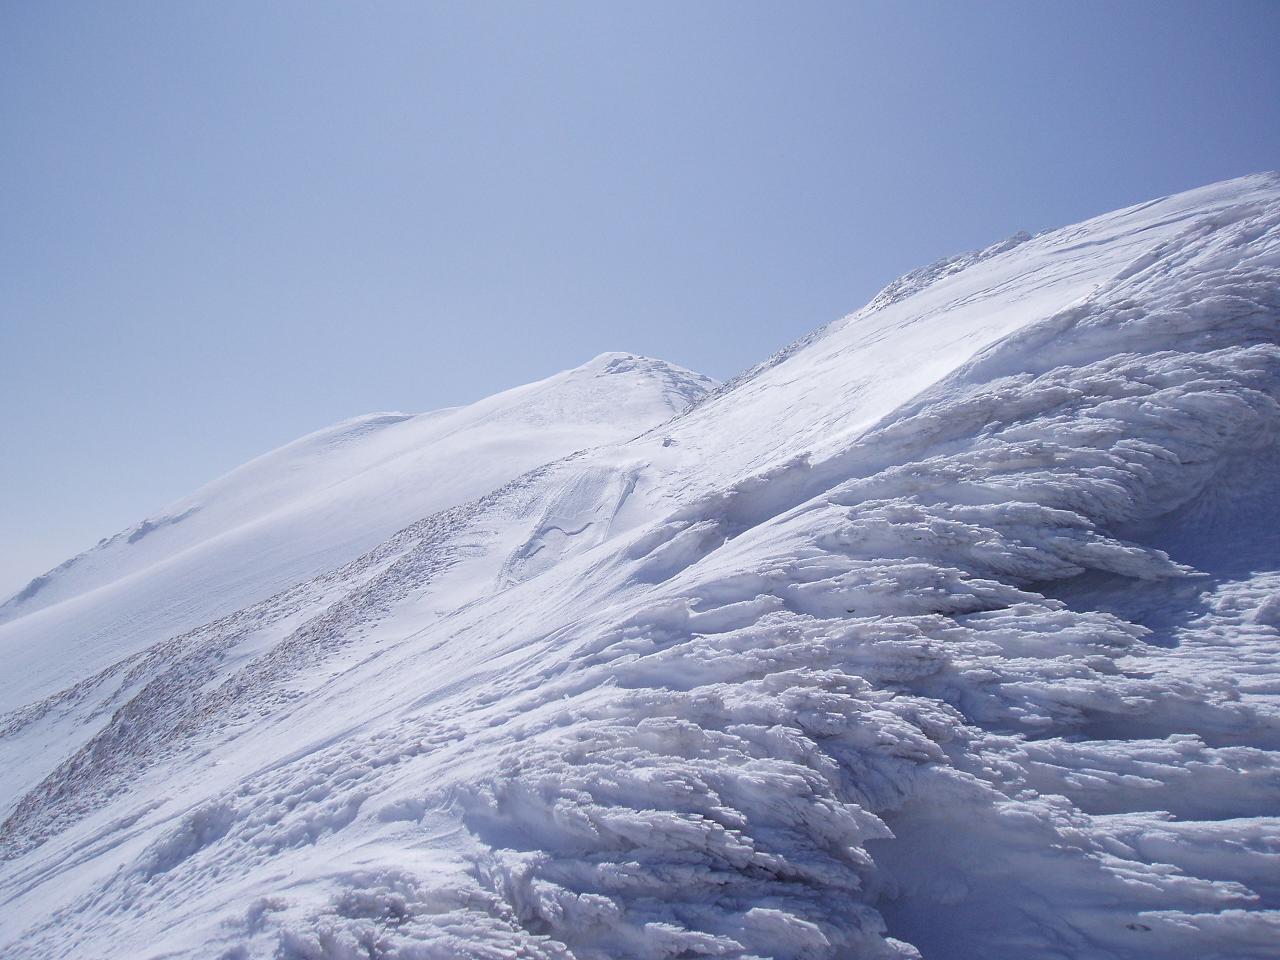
[
  {"left": 0, "top": 352, "right": 715, "bottom": 712},
  {"left": 2, "top": 173, "right": 1279, "bottom": 960}
]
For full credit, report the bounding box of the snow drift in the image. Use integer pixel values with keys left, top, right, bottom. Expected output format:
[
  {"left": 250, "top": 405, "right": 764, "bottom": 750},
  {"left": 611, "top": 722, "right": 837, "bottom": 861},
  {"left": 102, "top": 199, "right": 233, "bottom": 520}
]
[{"left": 1, "top": 173, "right": 1278, "bottom": 959}]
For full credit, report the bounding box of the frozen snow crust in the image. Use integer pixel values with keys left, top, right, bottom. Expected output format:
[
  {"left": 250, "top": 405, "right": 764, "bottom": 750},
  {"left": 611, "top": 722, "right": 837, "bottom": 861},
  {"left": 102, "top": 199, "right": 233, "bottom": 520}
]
[{"left": 2, "top": 173, "right": 1279, "bottom": 958}]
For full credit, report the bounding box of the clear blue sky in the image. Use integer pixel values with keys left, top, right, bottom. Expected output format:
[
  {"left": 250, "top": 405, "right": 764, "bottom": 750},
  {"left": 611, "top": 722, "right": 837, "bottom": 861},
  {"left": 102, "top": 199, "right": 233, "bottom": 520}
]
[{"left": 2, "top": 0, "right": 1278, "bottom": 597}]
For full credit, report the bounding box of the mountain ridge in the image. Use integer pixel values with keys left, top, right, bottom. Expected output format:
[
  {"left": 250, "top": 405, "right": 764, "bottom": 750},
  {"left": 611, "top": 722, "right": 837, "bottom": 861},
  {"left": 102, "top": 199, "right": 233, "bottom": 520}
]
[
  {"left": 1, "top": 352, "right": 711, "bottom": 619},
  {"left": 0, "top": 352, "right": 715, "bottom": 715},
  {"left": 2, "top": 173, "right": 1279, "bottom": 959}
]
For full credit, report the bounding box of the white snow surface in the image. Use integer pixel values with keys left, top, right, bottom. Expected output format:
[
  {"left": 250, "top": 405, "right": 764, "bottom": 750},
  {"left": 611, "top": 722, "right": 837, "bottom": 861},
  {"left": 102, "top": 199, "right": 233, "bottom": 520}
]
[
  {"left": 0, "top": 352, "right": 714, "bottom": 712},
  {"left": 2, "top": 172, "right": 1279, "bottom": 959}
]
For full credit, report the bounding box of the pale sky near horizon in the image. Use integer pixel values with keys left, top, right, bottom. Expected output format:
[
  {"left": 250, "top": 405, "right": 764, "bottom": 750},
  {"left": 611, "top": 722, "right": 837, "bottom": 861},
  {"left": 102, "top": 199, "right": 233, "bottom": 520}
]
[{"left": 2, "top": 0, "right": 1279, "bottom": 597}]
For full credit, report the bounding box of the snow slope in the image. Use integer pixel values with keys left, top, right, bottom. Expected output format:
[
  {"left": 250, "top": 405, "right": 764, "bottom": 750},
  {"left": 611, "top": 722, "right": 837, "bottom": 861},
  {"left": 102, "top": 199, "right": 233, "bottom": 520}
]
[
  {"left": 0, "top": 352, "right": 714, "bottom": 712},
  {"left": 2, "top": 173, "right": 1278, "bottom": 959}
]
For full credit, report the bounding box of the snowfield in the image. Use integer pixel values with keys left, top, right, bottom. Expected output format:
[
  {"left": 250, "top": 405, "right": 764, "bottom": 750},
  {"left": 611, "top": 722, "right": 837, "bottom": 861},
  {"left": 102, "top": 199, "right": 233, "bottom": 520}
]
[
  {"left": 0, "top": 353, "right": 714, "bottom": 714},
  {"left": 2, "top": 172, "right": 1279, "bottom": 959}
]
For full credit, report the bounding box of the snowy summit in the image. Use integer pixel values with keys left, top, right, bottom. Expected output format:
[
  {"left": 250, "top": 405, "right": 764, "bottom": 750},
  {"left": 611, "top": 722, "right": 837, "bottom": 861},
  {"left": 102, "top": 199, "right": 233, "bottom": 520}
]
[{"left": 2, "top": 173, "right": 1280, "bottom": 958}]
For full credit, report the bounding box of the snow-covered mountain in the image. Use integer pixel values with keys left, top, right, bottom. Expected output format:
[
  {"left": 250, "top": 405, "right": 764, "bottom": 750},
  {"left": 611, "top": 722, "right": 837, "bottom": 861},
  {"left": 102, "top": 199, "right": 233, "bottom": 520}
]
[
  {"left": 2, "top": 172, "right": 1278, "bottom": 959},
  {"left": 0, "top": 353, "right": 714, "bottom": 713}
]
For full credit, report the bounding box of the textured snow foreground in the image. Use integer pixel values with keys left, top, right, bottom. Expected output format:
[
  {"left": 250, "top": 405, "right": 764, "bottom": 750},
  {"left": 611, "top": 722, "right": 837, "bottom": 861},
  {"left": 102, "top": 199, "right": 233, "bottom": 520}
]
[{"left": 3, "top": 175, "right": 1280, "bottom": 959}]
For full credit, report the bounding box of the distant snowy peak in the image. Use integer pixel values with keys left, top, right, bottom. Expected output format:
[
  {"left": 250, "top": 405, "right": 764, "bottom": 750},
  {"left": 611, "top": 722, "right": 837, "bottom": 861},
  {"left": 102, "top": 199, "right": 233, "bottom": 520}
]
[
  {"left": 467, "top": 351, "right": 716, "bottom": 431},
  {"left": 581, "top": 351, "right": 717, "bottom": 409},
  {"left": 0, "top": 352, "right": 716, "bottom": 678}
]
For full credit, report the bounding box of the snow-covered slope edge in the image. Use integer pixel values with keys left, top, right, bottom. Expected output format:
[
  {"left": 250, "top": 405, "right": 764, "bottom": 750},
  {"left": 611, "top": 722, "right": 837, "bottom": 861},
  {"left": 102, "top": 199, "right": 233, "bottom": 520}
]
[
  {"left": 0, "top": 352, "right": 715, "bottom": 713},
  {"left": 2, "top": 173, "right": 1279, "bottom": 959}
]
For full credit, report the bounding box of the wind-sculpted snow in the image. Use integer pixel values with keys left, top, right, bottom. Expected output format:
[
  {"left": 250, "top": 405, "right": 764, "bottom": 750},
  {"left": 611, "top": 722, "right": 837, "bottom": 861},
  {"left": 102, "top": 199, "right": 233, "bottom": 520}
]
[
  {"left": 0, "top": 353, "right": 715, "bottom": 715},
  {"left": 1, "top": 173, "right": 1279, "bottom": 959}
]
